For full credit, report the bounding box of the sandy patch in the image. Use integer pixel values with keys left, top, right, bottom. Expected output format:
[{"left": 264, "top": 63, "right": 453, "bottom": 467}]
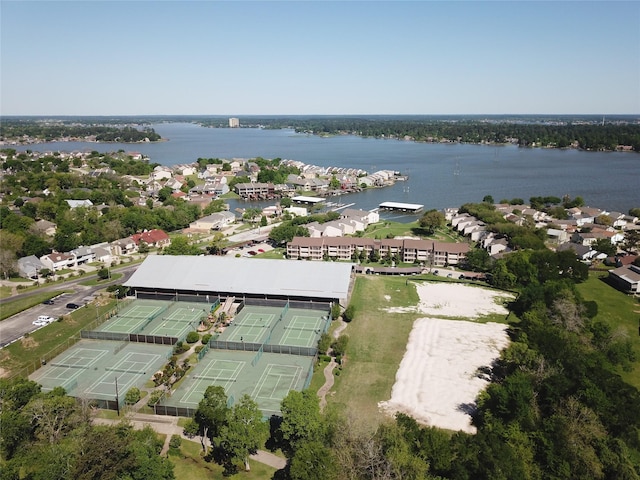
[
  {"left": 378, "top": 282, "right": 512, "bottom": 433},
  {"left": 385, "top": 282, "right": 513, "bottom": 319},
  {"left": 379, "top": 318, "right": 509, "bottom": 433}
]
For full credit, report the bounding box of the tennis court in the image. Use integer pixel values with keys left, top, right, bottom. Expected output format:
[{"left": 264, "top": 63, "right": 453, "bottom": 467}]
[
  {"left": 278, "top": 313, "right": 327, "bottom": 347},
  {"left": 159, "top": 350, "right": 312, "bottom": 418},
  {"left": 98, "top": 302, "right": 169, "bottom": 334},
  {"left": 29, "top": 340, "right": 171, "bottom": 406}
]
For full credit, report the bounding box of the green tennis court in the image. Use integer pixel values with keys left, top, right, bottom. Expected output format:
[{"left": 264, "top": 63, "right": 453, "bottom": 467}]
[
  {"left": 29, "top": 340, "right": 171, "bottom": 405},
  {"left": 98, "top": 304, "right": 165, "bottom": 333},
  {"left": 163, "top": 307, "right": 208, "bottom": 323},
  {"left": 278, "top": 315, "right": 325, "bottom": 347},
  {"left": 160, "top": 350, "right": 312, "bottom": 417}
]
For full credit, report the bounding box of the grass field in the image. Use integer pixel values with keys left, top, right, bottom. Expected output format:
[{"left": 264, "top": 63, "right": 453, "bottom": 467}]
[
  {"left": 329, "top": 275, "right": 421, "bottom": 427},
  {"left": 576, "top": 271, "right": 640, "bottom": 389}
]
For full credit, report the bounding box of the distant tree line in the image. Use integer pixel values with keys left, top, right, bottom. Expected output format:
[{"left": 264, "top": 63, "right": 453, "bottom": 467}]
[
  {"left": 200, "top": 116, "right": 640, "bottom": 152},
  {"left": 0, "top": 121, "right": 162, "bottom": 143}
]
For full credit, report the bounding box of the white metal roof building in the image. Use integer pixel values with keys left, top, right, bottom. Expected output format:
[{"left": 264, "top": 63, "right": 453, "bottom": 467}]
[{"left": 124, "top": 255, "right": 354, "bottom": 303}]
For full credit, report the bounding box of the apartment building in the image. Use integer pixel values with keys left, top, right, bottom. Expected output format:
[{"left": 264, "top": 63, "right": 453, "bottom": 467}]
[{"left": 287, "top": 237, "right": 469, "bottom": 266}]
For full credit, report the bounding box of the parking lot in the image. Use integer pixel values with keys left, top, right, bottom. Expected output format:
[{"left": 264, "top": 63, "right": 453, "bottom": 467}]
[{"left": 225, "top": 241, "right": 276, "bottom": 258}]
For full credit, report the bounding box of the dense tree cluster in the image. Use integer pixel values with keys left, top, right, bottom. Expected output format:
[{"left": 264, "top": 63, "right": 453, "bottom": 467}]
[
  {"left": 0, "top": 379, "right": 175, "bottom": 479},
  {"left": 0, "top": 151, "right": 201, "bottom": 276},
  {"left": 269, "top": 211, "right": 341, "bottom": 245}
]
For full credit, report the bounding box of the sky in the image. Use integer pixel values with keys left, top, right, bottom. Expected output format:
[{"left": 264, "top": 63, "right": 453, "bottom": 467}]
[{"left": 1, "top": 1, "right": 639, "bottom": 116}]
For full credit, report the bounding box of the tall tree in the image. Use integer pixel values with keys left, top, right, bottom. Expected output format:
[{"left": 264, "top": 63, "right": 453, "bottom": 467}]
[
  {"left": 214, "top": 394, "right": 268, "bottom": 473},
  {"left": 418, "top": 209, "right": 445, "bottom": 235},
  {"left": 279, "top": 390, "right": 325, "bottom": 455},
  {"left": 194, "top": 386, "right": 229, "bottom": 453}
]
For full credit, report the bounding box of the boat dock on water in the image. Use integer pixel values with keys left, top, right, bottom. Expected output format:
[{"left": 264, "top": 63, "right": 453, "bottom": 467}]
[{"left": 378, "top": 201, "right": 424, "bottom": 213}]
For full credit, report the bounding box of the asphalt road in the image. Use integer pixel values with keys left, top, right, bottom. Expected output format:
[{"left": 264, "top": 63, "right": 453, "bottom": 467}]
[{"left": 0, "top": 264, "right": 139, "bottom": 348}]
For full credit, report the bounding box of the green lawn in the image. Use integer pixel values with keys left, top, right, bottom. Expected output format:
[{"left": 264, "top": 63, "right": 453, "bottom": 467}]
[
  {"left": 169, "top": 438, "right": 276, "bottom": 479},
  {"left": 363, "top": 221, "right": 419, "bottom": 239},
  {"left": 0, "top": 286, "right": 14, "bottom": 299},
  {"left": 78, "top": 272, "right": 124, "bottom": 286},
  {"left": 329, "top": 275, "right": 421, "bottom": 427},
  {"left": 254, "top": 249, "right": 286, "bottom": 259},
  {"left": 576, "top": 272, "right": 640, "bottom": 389}
]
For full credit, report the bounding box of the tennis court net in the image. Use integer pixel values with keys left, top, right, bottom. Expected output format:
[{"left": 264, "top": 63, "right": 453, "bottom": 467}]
[
  {"left": 105, "top": 367, "right": 146, "bottom": 375},
  {"left": 192, "top": 375, "right": 236, "bottom": 382},
  {"left": 284, "top": 325, "right": 322, "bottom": 332},
  {"left": 50, "top": 362, "right": 88, "bottom": 370},
  {"left": 235, "top": 322, "right": 269, "bottom": 328},
  {"left": 118, "top": 313, "right": 155, "bottom": 321}
]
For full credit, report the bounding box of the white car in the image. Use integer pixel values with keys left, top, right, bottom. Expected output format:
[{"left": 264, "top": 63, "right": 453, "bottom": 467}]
[{"left": 33, "top": 315, "right": 55, "bottom": 326}]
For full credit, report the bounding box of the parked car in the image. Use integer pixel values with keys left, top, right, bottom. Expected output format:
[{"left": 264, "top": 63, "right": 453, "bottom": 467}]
[
  {"left": 42, "top": 299, "right": 54, "bottom": 305},
  {"left": 65, "top": 303, "right": 81, "bottom": 309},
  {"left": 33, "top": 315, "right": 55, "bottom": 326}
]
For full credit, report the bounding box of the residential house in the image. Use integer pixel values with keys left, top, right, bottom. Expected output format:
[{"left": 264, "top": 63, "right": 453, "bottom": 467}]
[
  {"left": 70, "top": 246, "right": 96, "bottom": 265},
  {"left": 189, "top": 212, "right": 236, "bottom": 231},
  {"left": 131, "top": 229, "right": 171, "bottom": 249},
  {"left": 164, "top": 177, "right": 183, "bottom": 191},
  {"left": 33, "top": 219, "right": 57, "bottom": 237},
  {"left": 284, "top": 206, "right": 308, "bottom": 217},
  {"left": 608, "top": 264, "right": 640, "bottom": 294},
  {"left": 342, "top": 208, "right": 380, "bottom": 226},
  {"left": 556, "top": 242, "right": 596, "bottom": 262},
  {"left": 93, "top": 246, "right": 112, "bottom": 264},
  {"left": 235, "top": 182, "right": 272, "bottom": 199},
  {"left": 66, "top": 199, "right": 93, "bottom": 209},
  {"left": 151, "top": 165, "right": 173, "bottom": 180},
  {"left": 177, "top": 164, "right": 197, "bottom": 176},
  {"left": 547, "top": 228, "right": 570, "bottom": 244},
  {"left": 40, "top": 252, "right": 75, "bottom": 271},
  {"left": 18, "top": 255, "right": 46, "bottom": 279},
  {"left": 306, "top": 221, "right": 344, "bottom": 238},
  {"left": 110, "top": 237, "right": 138, "bottom": 256}
]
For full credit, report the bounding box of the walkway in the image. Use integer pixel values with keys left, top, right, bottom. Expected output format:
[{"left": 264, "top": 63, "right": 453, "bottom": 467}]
[
  {"left": 93, "top": 412, "right": 286, "bottom": 469},
  {"left": 317, "top": 319, "right": 348, "bottom": 411}
]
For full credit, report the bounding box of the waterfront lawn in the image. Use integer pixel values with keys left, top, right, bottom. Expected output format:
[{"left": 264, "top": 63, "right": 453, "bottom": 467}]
[
  {"left": 364, "top": 221, "right": 461, "bottom": 243},
  {"left": 329, "top": 275, "right": 421, "bottom": 428},
  {"left": 576, "top": 272, "right": 640, "bottom": 389},
  {"left": 364, "top": 221, "right": 419, "bottom": 239}
]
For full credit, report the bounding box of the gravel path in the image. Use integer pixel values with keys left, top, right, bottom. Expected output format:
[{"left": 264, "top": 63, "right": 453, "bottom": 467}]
[{"left": 317, "top": 319, "right": 348, "bottom": 411}]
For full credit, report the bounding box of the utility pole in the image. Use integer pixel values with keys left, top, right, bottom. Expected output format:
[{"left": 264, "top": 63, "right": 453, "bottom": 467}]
[{"left": 115, "top": 376, "right": 120, "bottom": 416}]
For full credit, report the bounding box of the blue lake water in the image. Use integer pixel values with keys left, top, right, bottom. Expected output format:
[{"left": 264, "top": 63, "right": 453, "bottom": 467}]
[{"left": 15, "top": 122, "right": 640, "bottom": 217}]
